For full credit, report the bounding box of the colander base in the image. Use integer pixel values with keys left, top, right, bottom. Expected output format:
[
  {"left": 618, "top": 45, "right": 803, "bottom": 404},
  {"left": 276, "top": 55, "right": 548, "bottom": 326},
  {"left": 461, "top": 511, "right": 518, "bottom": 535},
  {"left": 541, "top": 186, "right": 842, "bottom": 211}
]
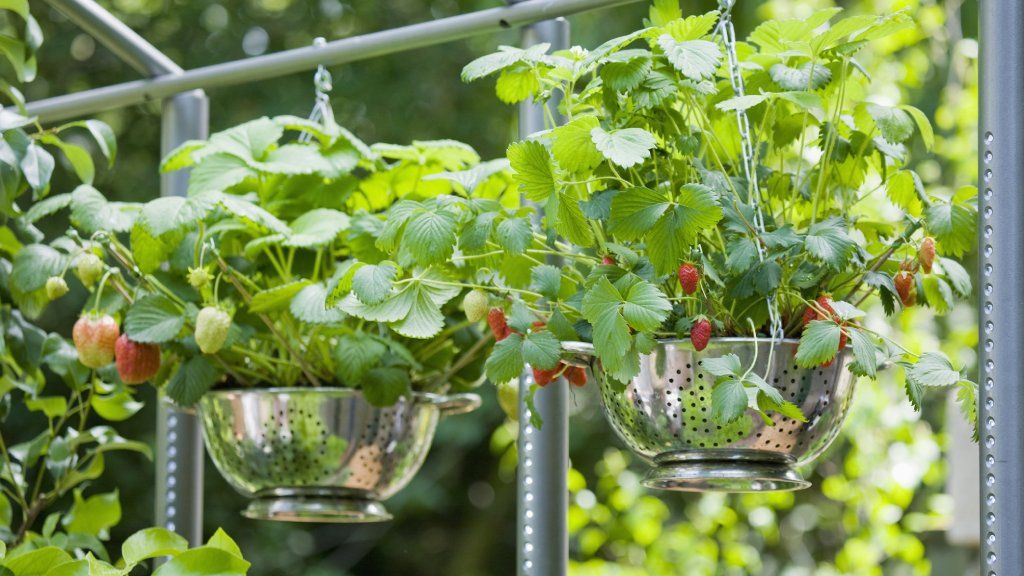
[
  {"left": 642, "top": 450, "right": 810, "bottom": 492},
  {"left": 243, "top": 489, "right": 392, "bottom": 523}
]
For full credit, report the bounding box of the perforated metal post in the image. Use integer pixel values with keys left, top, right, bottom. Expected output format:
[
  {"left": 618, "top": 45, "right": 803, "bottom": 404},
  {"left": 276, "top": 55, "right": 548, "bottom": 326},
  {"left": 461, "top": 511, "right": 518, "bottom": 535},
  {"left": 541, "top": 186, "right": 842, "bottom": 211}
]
[
  {"left": 978, "top": 1, "right": 1024, "bottom": 573},
  {"left": 155, "top": 90, "right": 209, "bottom": 547},
  {"left": 516, "top": 16, "right": 570, "bottom": 576}
]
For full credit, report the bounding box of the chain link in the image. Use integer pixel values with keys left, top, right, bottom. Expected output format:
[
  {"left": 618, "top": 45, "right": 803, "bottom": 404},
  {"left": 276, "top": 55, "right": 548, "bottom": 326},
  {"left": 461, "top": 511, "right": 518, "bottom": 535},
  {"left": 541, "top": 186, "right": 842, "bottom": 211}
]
[
  {"left": 715, "top": 2, "right": 785, "bottom": 342},
  {"left": 298, "top": 37, "right": 335, "bottom": 144}
]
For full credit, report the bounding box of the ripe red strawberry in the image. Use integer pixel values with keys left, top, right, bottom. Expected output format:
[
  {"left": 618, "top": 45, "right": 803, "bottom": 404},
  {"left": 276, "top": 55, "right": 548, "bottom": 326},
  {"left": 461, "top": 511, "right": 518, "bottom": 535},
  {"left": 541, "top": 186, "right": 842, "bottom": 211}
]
[
  {"left": 677, "top": 263, "right": 701, "bottom": 295},
  {"left": 566, "top": 365, "right": 587, "bottom": 387},
  {"left": 533, "top": 366, "right": 560, "bottom": 386},
  {"left": 73, "top": 314, "right": 120, "bottom": 369},
  {"left": 894, "top": 271, "right": 916, "bottom": 307},
  {"left": 195, "top": 306, "right": 231, "bottom": 354},
  {"left": 919, "top": 237, "right": 936, "bottom": 274},
  {"left": 601, "top": 255, "right": 616, "bottom": 266},
  {"left": 815, "top": 295, "right": 836, "bottom": 320},
  {"left": 801, "top": 306, "right": 817, "bottom": 327},
  {"left": 487, "top": 307, "right": 511, "bottom": 341},
  {"left": 690, "top": 318, "right": 712, "bottom": 352},
  {"left": 115, "top": 335, "right": 161, "bottom": 385}
]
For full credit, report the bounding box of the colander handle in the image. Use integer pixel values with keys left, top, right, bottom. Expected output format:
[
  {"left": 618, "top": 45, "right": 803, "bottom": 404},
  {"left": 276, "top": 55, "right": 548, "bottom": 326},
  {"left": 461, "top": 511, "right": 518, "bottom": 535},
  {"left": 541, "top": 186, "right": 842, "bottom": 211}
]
[
  {"left": 561, "top": 341, "right": 596, "bottom": 367},
  {"left": 435, "top": 393, "right": 481, "bottom": 417}
]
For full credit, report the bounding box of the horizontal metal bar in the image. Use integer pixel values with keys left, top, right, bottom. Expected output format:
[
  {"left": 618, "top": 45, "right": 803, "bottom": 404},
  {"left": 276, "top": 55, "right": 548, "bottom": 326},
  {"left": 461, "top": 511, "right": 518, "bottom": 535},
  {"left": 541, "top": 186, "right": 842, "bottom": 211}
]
[
  {"left": 44, "top": 0, "right": 181, "bottom": 76},
  {"left": 27, "top": 0, "right": 641, "bottom": 123}
]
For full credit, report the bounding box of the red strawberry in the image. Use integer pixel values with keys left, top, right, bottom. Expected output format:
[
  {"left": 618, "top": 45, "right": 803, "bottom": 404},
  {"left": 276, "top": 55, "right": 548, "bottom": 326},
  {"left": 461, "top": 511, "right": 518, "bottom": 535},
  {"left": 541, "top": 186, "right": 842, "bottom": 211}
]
[
  {"left": 115, "top": 335, "right": 161, "bottom": 385},
  {"left": 801, "top": 306, "right": 818, "bottom": 327},
  {"left": 677, "top": 263, "right": 701, "bottom": 296},
  {"left": 73, "top": 314, "right": 120, "bottom": 369},
  {"left": 894, "top": 271, "right": 916, "bottom": 307},
  {"left": 487, "top": 308, "right": 511, "bottom": 341},
  {"left": 532, "top": 366, "right": 560, "bottom": 386},
  {"left": 919, "top": 237, "right": 936, "bottom": 274},
  {"left": 690, "top": 318, "right": 712, "bottom": 352},
  {"left": 601, "top": 255, "right": 616, "bottom": 266},
  {"left": 815, "top": 295, "right": 836, "bottom": 320},
  {"left": 566, "top": 366, "right": 587, "bottom": 387}
]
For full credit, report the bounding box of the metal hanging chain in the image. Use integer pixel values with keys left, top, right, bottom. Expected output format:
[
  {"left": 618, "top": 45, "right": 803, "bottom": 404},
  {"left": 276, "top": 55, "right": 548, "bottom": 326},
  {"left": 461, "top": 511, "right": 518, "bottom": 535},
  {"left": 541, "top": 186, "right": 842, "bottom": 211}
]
[
  {"left": 298, "top": 37, "right": 335, "bottom": 144},
  {"left": 715, "top": 1, "right": 785, "bottom": 342}
]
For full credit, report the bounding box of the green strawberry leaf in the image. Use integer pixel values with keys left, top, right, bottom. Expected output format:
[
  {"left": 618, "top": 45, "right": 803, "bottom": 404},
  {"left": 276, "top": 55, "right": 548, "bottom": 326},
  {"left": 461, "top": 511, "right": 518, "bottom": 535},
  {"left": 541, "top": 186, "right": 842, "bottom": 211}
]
[
  {"left": 125, "top": 294, "right": 185, "bottom": 343},
  {"left": 711, "top": 378, "right": 748, "bottom": 423},
  {"left": 590, "top": 127, "right": 657, "bottom": 169},
  {"left": 522, "top": 330, "right": 562, "bottom": 370},
  {"left": 507, "top": 140, "right": 555, "bottom": 202},
  {"left": 165, "top": 356, "right": 222, "bottom": 406},
  {"left": 795, "top": 320, "right": 842, "bottom": 367},
  {"left": 362, "top": 367, "right": 411, "bottom": 407},
  {"left": 485, "top": 333, "right": 526, "bottom": 383},
  {"left": 906, "top": 351, "right": 961, "bottom": 387}
]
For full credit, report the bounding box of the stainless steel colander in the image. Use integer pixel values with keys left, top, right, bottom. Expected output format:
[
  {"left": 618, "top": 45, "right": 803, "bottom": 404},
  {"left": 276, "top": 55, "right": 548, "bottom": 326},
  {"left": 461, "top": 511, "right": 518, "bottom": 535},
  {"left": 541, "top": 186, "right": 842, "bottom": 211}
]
[
  {"left": 565, "top": 338, "right": 856, "bottom": 492},
  {"left": 198, "top": 387, "right": 479, "bottom": 522}
]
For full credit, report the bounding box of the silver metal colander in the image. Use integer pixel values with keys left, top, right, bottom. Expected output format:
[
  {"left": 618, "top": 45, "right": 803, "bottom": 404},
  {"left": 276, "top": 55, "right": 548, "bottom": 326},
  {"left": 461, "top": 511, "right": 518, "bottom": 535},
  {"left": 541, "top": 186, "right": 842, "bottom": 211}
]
[
  {"left": 198, "top": 387, "right": 479, "bottom": 522},
  {"left": 565, "top": 338, "right": 856, "bottom": 492}
]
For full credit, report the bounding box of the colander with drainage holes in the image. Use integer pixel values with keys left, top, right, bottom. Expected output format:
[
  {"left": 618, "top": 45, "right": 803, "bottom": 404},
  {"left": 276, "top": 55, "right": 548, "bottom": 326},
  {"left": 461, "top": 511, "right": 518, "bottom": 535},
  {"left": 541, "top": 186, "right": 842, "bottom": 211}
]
[
  {"left": 198, "top": 387, "right": 479, "bottom": 523},
  {"left": 564, "top": 338, "right": 856, "bottom": 492}
]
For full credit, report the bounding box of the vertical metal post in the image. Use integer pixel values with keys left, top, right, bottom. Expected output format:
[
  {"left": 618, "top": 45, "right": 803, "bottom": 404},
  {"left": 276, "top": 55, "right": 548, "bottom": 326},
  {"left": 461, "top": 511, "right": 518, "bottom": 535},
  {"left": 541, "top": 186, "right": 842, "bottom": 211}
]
[
  {"left": 516, "top": 17, "right": 570, "bottom": 576},
  {"left": 979, "top": 1, "right": 1024, "bottom": 573},
  {"left": 155, "top": 89, "right": 209, "bottom": 547}
]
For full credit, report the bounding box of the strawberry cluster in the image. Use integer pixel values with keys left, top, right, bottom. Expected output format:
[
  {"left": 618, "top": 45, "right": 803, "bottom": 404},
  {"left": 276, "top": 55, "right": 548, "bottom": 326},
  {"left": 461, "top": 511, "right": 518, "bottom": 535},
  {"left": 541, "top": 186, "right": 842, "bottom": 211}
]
[
  {"left": 73, "top": 314, "right": 161, "bottom": 384},
  {"left": 486, "top": 308, "right": 586, "bottom": 387}
]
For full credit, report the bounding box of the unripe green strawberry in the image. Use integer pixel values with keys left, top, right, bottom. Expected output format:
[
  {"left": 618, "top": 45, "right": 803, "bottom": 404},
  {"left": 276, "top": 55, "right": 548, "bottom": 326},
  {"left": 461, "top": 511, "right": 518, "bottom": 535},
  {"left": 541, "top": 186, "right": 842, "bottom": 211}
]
[
  {"left": 497, "top": 379, "right": 519, "bottom": 422},
  {"left": 463, "top": 289, "right": 489, "bottom": 323},
  {"left": 115, "top": 335, "right": 161, "bottom": 384},
  {"left": 46, "top": 276, "right": 69, "bottom": 300},
  {"left": 72, "top": 314, "right": 119, "bottom": 369},
  {"left": 75, "top": 253, "right": 104, "bottom": 287},
  {"left": 690, "top": 317, "right": 711, "bottom": 352},
  {"left": 677, "top": 263, "right": 700, "bottom": 295},
  {"left": 195, "top": 306, "right": 231, "bottom": 354},
  {"left": 188, "top": 267, "right": 212, "bottom": 289},
  {"left": 919, "top": 237, "right": 936, "bottom": 274}
]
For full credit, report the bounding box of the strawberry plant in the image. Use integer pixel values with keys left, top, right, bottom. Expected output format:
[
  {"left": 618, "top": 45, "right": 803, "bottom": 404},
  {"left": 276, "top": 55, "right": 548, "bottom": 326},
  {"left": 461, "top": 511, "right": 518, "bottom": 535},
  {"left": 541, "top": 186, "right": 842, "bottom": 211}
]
[
  {"left": 16, "top": 115, "right": 512, "bottom": 407},
  {"left": 430, "top": 4, "right": 979, "bottom": 432}
]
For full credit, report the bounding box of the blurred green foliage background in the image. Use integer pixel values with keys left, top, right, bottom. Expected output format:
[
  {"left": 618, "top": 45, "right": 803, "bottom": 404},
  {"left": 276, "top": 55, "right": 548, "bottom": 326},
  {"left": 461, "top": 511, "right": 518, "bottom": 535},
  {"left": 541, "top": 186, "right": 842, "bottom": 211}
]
[{"left": 25, "top": 0, "right": 979, "bottom": 573}]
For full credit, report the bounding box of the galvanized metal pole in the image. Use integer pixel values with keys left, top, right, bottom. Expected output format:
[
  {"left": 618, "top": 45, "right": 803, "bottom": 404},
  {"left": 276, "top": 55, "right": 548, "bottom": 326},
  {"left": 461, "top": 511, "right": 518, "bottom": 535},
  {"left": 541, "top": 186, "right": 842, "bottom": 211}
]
[
  {"left": 978, "top": 1, "right": 1024, "bottom": 573},
  {"left": 42, "top": 0, "right": 182, "bottom": 76},
  {"left": 25, "top": 0, "right": 642, "bottom": 123},
  {"left": 516, "top": 17, "right": 569, "bottom": 576},
  {"left": 155, "top": 90, "right": 209, "bottom": 547}
]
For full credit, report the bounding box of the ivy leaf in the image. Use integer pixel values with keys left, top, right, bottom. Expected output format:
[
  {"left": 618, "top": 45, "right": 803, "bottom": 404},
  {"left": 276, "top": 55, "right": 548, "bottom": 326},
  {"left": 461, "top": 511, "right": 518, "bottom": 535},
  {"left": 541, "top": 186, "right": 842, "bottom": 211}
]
[
  {"left": 404, "top": 210, "right": 457, "bottom": 265},
  {"left": 865, "top": 103, "right": 915, "bottom": 144},
  {"left": 351, "top": 263, "right": 397, "bottom": 305},
  {"left": 125, "top": 294, "right": 185, "bottom": 343},
  {"left": 907, "top": 351, "right": 961, "bottom": 387},
  {"left": 924, "top": 201, "right": 975, "bottom": 257},
  {"left": 362, "top": 367, "right": 411, "bottom": 407},
  {"left": 284, "top": 208, "right": 350, "bottom": 248},
  {"left": 522, "top": 330, "right": 562, "bottom": 370},
  {"left": 550, "top": 116, "right": 604, "bottom": 172},
  {"left": 804, "top": 217, "right": 856, "bottom": 269},
  {"left": 165, "top": 356, "right": 222, "bottom": 406},
  {"left": 485, "top": 333, "right": 526, "bottom": 383},
  {"left": 795, "top": 320, "right": 842, "bottom": 367},
  {"left": 506, "top": 140, "right": 555, "bottom": 202},
  {"left": 711, "top": 379, "right": 748, "bottom": 423},
  {"left": 290, "top": 283, "right": 346, "bottom": 325},
  {"left": 656, "top": 37, "right": 721, "bottom": 81},
  {"left": 590, "top": 127, "right": 656, "bottom": 169}
]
